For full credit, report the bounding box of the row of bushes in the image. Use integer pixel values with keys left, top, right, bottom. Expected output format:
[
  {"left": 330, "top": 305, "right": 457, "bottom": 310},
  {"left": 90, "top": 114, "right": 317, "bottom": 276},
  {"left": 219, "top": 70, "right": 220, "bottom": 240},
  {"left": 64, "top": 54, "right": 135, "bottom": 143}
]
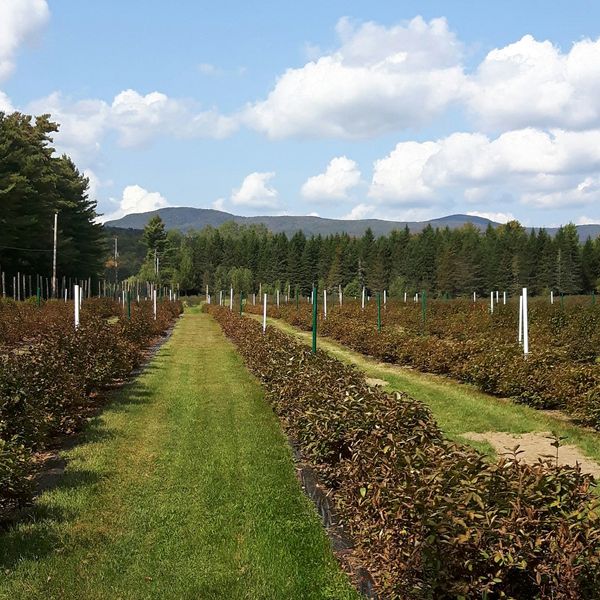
[
  {"left": 246, "top": 302, "right": 600, "bottom": 428},
  {"left": 210, "top": 305, "right": 600, "bottom": 599},
  {"left": 0, "top": 298, "right": 182, "bottom": 520}
]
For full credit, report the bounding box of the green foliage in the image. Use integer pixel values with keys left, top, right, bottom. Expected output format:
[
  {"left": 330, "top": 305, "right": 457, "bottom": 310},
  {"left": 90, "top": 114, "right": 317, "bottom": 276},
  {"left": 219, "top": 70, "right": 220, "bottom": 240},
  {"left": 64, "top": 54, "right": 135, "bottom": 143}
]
[
  {"left": 211, "top": 307, "right": 600, "bottom": 599},
  {"left": 0, "top": 112, "right": 105, "bottom": 282},
  {"left": 122, "top": 220, "right": 600, "bottom": 298}
]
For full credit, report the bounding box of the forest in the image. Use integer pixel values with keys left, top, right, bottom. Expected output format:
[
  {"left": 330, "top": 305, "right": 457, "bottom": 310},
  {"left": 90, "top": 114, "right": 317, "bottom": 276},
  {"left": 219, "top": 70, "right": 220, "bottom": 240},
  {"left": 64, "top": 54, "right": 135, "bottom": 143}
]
[{"left": 118, "top": 216, "right": 600, "bottom": 298}]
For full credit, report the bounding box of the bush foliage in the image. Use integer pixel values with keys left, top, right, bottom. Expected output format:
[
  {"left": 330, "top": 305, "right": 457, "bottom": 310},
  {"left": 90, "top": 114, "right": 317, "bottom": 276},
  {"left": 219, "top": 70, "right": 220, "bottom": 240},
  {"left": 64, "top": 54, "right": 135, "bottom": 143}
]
[
  {"left": 245, "top": 297, "right": 600, "bottom": 428},
  {"left": 210, "top": 305, "right": 600, "bottom": 599},
  {"left": 0, "top": 297, "right": 182, "bottom": 520}
]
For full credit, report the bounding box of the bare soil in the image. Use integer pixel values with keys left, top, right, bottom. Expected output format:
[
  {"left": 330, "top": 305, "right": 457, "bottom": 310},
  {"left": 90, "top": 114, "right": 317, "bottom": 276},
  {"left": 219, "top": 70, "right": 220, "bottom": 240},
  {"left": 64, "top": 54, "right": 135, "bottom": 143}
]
[{"left": 463, "top": 431, "right": 600, "bottom": 478}]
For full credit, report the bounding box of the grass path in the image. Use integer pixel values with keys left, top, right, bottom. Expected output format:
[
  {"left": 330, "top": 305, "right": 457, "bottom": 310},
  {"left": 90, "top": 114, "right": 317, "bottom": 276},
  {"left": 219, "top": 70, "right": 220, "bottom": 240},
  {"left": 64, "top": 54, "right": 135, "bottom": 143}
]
[
  {"left": 0, "top": 309, "right": 358, "bottom": 600},
  {"left": 255, "top": 314, "right": 600, "bottom": 468}
]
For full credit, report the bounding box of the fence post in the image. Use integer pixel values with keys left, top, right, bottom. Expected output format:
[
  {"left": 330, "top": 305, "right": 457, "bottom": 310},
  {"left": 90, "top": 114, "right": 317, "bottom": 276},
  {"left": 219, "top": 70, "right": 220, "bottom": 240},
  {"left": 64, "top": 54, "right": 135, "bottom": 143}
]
[
  {"left": 312, "top": 284, "right": 318, "bottom": 354},
  {"left": 522, "top": 287, "right": 529, "bottom": 356},
  {"left": 74, "top": 284, "right": 80, "bottom": 329},
  {"left": 262, "top": 293, "right": 267, "bottom": 333}
]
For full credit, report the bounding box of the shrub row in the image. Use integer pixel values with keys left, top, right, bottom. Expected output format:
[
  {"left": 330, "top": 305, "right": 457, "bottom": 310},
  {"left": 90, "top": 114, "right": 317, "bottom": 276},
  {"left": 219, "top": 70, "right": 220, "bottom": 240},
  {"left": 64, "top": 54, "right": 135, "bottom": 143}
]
[
  {"left": 247, "top": 302, "right": 600, "bottom": 428},
  {"left": 210, "top": 305, "right": 600, "bottom": 599},
  {"left": 0, "top": 298, "right": 182, "bottom": 520}
]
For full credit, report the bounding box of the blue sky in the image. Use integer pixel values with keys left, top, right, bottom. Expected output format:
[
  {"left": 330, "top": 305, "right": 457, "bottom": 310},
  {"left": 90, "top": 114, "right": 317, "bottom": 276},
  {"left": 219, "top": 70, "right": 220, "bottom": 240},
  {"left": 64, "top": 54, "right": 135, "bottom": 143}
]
[{"left": 2, "top": 1, "right": 600, "bottom": 227}]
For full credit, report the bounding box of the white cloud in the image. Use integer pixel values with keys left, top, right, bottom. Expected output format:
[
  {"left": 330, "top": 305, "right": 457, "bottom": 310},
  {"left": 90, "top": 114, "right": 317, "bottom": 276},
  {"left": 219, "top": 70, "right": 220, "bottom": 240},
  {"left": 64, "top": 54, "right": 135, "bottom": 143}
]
[
  {"left": 231, "top": 172, "right": 279, "bottom": 208},
  {"left": 369, "top": 141, "right": 439, "bottom": 202},
  {"left": 466, "top": 211, "right": 516, "bottom": 224},
  {"left": 0, "top": 90, "right": 15, "bottom": 113},
  {"left": 83, "top": 168, "right": 101, "bottom": 201},
  {"left": 198, "top": 63, "right": 218, "bottom": 75},
  {"left": 212, "top": 198, "right": 226, "bottom": 211},
  {"left": 243, "top": 16, "right": 465, "bottom": 139},
  {"left": 0, "top": 0, "right": 49, "bottom": 82},
  {"left": 342, "top": 203, "right": 374, "bottom": 220},
  {"left": 369, "top": 127, "right": 600, "bottom": 209},
  {"left": 301, "top": 156, "right": 361, "bottom": 200},
  {"left": 99, "top": 184, "right": 169, "bottom": 223},
  {"left": 576, "top": 215, "right": 599, "bottom": 225},
  {"left": 469, "top": 35, "right": 600, "bottom": 131},
  {"left": 25, "top": 89, "right": 237, "bottom": 161}
]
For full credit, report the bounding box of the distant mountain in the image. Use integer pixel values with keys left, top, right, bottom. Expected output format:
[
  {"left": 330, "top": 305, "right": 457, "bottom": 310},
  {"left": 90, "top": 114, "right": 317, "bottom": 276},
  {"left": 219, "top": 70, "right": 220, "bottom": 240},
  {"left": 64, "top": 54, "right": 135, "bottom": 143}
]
[{"left": 104, "top": 207, "right": 600, "bottom": 241}]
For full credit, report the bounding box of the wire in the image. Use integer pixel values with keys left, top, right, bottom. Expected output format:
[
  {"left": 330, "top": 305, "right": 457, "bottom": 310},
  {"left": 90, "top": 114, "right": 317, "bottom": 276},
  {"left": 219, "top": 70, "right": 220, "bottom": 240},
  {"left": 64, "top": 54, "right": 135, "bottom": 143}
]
[{"left": 0, "top": 245, "right": 53, "bottom": 252}]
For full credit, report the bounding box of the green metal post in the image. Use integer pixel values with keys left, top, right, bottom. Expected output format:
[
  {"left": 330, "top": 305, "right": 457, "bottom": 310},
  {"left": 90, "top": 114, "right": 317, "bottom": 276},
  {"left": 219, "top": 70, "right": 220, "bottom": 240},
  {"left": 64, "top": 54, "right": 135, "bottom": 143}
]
[
  {"left": 311, "top": 284, "right": 318, "bottom": 354},
  {"left": 36, "top": 286, "right": 41, "bottom": 307},
  {"left": 127, "top": 290, "right": 131, "bottom": 320},
  {"left": 377, "top": 292, "right": 382, "bottom": 332}
]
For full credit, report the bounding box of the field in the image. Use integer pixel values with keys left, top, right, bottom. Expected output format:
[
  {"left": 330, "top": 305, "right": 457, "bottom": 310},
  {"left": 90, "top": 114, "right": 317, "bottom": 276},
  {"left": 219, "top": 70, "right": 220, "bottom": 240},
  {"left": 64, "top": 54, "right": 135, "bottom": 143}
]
[
  {"left": 244, "top": 296, "right": 600, "bottom": 426},
  {"left": 2, "top": 297, "right": 600, "bottom": 599}
]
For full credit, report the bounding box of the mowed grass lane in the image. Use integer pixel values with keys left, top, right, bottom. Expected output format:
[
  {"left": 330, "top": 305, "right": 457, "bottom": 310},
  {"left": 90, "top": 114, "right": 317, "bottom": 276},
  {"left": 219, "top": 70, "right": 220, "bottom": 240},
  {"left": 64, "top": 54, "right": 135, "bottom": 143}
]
[{"left": 0, "top": 308, "right": 358, "bottom": 600}]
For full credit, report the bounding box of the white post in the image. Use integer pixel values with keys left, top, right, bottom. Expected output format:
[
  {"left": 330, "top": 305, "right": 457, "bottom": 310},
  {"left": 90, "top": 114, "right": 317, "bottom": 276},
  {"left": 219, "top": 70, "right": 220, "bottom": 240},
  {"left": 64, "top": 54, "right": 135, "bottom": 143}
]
[
  {"left": 310, "top": 288, "right": 314, "bottom": 304},
  {"left": 550, "top": 290, "right": 554, "bottom": 305},
  {"left": 490, "top": 291, "right": 494, "bottom": 314},
  {"left": 339, "top": 284, "right": 342, "bottom": 306},
  {"left": 219, "top": 290, "right": 223, "bottom": 306},
  {"left": 253, "top": 292, "right": 256, "bottom": 306},
  {"left": 153, "top": 289, "right": 157, "bottom": 320},
  {"left": 522, "top": 287, "right": 529, "bottom": 356},
  {"left": 206, "top": 284, "right": 209, "bottom": 303},
  {"left": 262, "top": 293, "right": 267, "bottom": 333},
  {"left": 64, "top": 288, "right": 67, "bottom": 302},
  {"left": 383, "top": 290, "right": 387, "bottom": 307},
  {"left": 230, "top": 287, "right": 233, "bottom": 311},
  {"left": 473, "top": 291, "right": 476, "bottom": 303},
  {"left": 404, "top": 291, "right": 407, "bottom": 303},
  {"left": 52, "top": 212, "right": 58, "bottom": 298},
  {"left": 276, "top": 289, "right": 280, "bottom": 307},
  {"left": 80, "top": 286, "right": 83, "bottom": 307},
  {"left": 496, "top": 290, "right": 499, "bottom": 304},
  {"left": 503, "top": 291, "right": 506, "bottom": 305},
  {"left": 74, "top": 284, "right": 80, "bottom": 329},
  {"left": 518, "top": 295, "right": 523, "bottom": 345},
  {"left": 323, "top": 289, "right": 327, "bottom": 319},
  {"left": 361, "top": 286, "right": 365, "bottom": 310}
]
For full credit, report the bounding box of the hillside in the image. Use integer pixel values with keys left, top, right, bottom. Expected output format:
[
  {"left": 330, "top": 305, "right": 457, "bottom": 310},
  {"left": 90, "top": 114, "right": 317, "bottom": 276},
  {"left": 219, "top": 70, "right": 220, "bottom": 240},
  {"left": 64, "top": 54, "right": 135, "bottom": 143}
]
[{"left": 104, "top": 207, "right": 600, "bottom": 241}]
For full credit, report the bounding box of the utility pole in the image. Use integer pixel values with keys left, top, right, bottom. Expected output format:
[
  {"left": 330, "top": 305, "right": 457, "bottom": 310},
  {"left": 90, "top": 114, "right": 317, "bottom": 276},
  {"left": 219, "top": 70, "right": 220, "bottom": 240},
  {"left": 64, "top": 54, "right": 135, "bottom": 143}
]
[
  {"left": 114, "top": 237, "right": 119, "bottom": 288},
  {"left": 52, "top": 212, "right": 58, "bottom": 298}
]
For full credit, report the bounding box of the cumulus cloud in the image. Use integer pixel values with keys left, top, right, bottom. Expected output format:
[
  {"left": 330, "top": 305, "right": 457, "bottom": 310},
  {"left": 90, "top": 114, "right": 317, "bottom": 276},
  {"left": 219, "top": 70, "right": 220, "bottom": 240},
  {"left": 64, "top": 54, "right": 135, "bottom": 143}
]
[
  {"left": 212, "top": 198, "right": 226, "bottom": 211},
  {"left": 99, "top": 184, "right": 169, "bottom": 223},
  {"left": 243, "top": 16, "right": 465, "bottom": 139},
  {"left": 369, "top": 128, "right": 600, "bottom": 209},
  {"left": 468, "top": 35, "right": 600, "bottom": 131},
  {"left": 231, "top": 172, "right": 279, "bottom": 208},
  {"left": 0, "top": 90, "right": 15, "bottom": 113},
  {"left": 342, "top": 203, "right": 375, "bottom": 220},
  {"left": 0, "top": 0, "right": 49, "bottom": 82},
  {"left": 466, "top": 211, "right": 516, "bottom": 224},
  {"left": 301, "top": 156, "right": 361, "bottom": 200},
  {"left": 26, "top": 89, "right": 237, "bottom": 161}
]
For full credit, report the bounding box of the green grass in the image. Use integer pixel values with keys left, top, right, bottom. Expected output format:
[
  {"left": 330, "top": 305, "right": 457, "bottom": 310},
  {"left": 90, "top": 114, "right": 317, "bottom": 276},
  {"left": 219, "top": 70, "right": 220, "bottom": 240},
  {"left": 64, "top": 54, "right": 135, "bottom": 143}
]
[
  {"left": 0, "top": 308, "right": 358, "bottom": 600},
  {"left": 256, "top": 315, "right": 600, "bottom": 465}
]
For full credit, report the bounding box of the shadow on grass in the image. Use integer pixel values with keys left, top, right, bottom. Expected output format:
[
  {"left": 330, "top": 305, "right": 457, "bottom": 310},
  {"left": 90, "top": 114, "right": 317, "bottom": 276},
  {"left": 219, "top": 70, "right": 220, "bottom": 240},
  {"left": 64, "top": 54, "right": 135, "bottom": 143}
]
[{"left": 0, "top": 378, "right": 158, "bottom": 570}]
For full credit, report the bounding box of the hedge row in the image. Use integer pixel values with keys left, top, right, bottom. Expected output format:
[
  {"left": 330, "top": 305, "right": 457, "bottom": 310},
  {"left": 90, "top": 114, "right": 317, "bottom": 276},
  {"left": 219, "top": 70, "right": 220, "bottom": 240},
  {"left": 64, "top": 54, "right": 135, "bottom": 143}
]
[
  {"left": 210, "top": 306, "right": 600, "bottom": 599},
  {"left": 0, "top": 298, "right": 182, "bottom": 520},
  {"left": 247, "top": 302, "right": 600, "bottom": 428}
]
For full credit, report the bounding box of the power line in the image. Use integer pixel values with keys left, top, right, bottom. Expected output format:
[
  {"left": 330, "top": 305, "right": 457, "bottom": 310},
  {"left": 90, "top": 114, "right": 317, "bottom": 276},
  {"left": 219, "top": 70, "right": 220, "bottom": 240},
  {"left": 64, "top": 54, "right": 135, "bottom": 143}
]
[{"left": 0, "top": 245, "right": 53, "bottom": 252}]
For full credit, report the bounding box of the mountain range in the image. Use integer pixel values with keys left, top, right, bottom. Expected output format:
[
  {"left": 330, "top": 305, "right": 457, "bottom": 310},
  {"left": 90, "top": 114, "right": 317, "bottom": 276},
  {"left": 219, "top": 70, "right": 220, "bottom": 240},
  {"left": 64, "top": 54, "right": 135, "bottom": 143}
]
[{"left": 105, "top": 207, "right": 600, "bottom": 241}]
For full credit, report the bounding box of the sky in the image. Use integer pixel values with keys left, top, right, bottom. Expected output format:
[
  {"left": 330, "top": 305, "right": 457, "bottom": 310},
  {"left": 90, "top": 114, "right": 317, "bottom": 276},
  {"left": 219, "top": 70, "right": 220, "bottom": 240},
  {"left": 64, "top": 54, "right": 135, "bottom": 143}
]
[{"left": 2, "top": 0, "right": 600, "bottom": 227}]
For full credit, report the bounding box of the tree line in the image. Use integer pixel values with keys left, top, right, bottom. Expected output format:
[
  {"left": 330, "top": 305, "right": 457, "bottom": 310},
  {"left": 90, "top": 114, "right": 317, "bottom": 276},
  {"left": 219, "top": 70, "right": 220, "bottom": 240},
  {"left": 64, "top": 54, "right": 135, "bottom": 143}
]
[
  {"left": 0, "top": 112, "right": 104, "bottom": 294},
  {"left": 131, "top": 216, "right": 600, "bottom": 298}
]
